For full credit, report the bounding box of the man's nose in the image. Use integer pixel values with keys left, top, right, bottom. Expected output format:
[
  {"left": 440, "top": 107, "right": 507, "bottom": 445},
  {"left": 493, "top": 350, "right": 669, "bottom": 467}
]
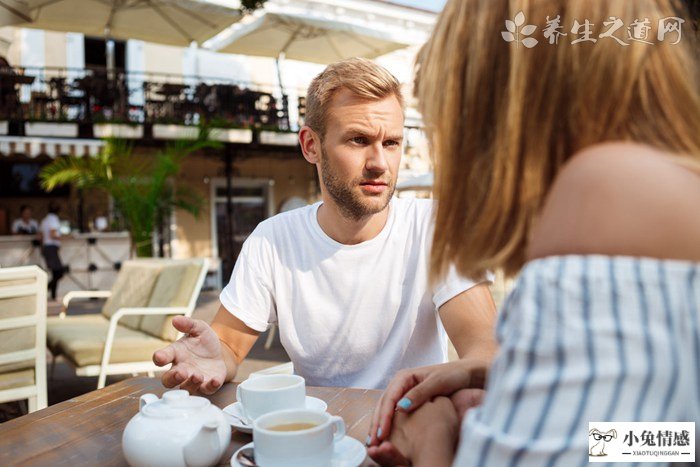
[{"left": 365, "top": 144, "right": 389, "bottom": 173}]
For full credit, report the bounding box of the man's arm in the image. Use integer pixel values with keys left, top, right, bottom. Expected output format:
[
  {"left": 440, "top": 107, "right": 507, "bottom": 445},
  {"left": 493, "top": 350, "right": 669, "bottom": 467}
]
[
  {"left": 367, "top": 282, "right": 498, "bottom": 446},
  {"left": 153, "top": 304, "right": 263, "bottom": 394},
  {"left": 438, "top": 282, "right": 498, "bottom": 365},
  {"left": 210, "top": 304, "right": 261, "bottom": 381}
]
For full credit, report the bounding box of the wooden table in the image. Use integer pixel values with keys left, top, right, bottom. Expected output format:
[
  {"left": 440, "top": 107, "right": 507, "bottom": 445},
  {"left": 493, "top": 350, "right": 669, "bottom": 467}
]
[{"left": 0, "top": 377, "right": 381, "bottom": 466}]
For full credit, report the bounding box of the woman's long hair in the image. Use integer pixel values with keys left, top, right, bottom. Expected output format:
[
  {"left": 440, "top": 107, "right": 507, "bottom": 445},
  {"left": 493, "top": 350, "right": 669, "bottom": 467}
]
[{"left": 417, "top": 0, "right": 700, "bottom": 281}]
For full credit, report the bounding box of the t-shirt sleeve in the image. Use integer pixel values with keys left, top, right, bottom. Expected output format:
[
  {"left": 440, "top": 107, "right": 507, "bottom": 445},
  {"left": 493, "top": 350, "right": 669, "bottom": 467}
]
[
  {"left": 11, "top": 219, "right": 20, "bottom": 234},
  {"left": 432, "top": 264, "right": 494, "bottom": 309},
  {"left": 219, "top": 229, "right": 276, "bottom": 333}
]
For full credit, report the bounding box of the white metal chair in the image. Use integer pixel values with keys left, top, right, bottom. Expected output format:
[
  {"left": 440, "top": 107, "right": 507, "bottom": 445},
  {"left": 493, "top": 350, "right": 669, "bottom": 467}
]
[
  {"left": 47, "top": 258, "right": 208, "bottom": 389},
  {"left": 0, "top": 265, "right": 48, "bottom": 412}
]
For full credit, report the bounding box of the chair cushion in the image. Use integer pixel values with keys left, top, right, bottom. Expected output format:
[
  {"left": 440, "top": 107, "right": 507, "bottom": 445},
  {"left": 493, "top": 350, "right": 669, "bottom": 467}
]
[
  {"left": 0, "top": 278, "right": 37, "bottom": 319},
  {"left": 0, "top": 326, "right": 35, "bottom": 373},
  {"left": 101, "top": 261, "right": 164, "bottom": 329},
  {"left": 0, "top": 368, "right": 34, "bottom": 391},
  {"left": 47, "top": 315, "right": 169, "bottom": 367},
  {"left": 140, "top": 260, "right": 203, "bottom": 341}
]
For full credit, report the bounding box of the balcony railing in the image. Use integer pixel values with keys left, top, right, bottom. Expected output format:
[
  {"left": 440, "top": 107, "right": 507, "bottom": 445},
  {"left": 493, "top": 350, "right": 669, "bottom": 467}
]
[{"left": 0, "top": 66, "right": 307, "bottom": 136}]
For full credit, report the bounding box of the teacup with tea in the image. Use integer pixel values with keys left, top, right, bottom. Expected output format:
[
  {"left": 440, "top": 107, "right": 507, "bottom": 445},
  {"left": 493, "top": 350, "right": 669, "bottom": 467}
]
[{"left": 253, "top": 409, "right": 345, "bottom": 467}]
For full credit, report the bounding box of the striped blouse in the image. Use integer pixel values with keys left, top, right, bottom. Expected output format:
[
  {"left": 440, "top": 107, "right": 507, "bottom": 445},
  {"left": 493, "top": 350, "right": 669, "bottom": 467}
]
[{"left": 454, "top": 255, "right": 699, "bottom": 466}]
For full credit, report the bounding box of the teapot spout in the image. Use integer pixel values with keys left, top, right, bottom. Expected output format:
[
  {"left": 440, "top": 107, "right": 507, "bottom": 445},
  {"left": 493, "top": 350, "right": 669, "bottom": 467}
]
[{"left": 183, "top": 421, "right": 221, "bottom": 467}]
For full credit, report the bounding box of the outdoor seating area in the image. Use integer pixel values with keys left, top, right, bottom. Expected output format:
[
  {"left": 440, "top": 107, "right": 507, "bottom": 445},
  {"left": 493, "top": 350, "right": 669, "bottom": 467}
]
[
  {"left": 1, "top": 0, "right": 698, "bottom": 466},
  {"left": 0, "top": 66, "right": 295, "bottom": 131},
  {"left": 48, "top": 258, "right": 208, "bottom": 389}
]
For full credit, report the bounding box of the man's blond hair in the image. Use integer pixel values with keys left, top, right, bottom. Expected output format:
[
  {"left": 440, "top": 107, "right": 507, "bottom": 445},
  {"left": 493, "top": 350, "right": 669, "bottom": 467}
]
[{"left": 305, "top": 57, "right": 404, "bottom": 137}]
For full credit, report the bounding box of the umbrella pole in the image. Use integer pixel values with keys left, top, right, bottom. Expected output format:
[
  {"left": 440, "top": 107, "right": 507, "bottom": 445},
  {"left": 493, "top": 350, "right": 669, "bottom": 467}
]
[
  {"left": 275, "top": 55, "right": 290, "bottom": 130},
  {"left": 104, "top": 27, "right": 115, "bottom": 79},
  {"left": 275, "top": 55, "right": 285, "bottom": 96}
]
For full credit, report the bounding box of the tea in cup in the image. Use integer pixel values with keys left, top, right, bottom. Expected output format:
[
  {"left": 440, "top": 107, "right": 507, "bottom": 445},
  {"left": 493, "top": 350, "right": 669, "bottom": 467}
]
[
  {"left": 236, "top": 374, "right": 305, "bottom": 423},
  {"left": 253, "top": 409, "right": 345, "bottom": 467}
]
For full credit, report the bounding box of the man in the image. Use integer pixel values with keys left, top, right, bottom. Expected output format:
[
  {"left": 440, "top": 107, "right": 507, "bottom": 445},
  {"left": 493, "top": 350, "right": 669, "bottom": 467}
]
[
  {"left": 12, "top": 205, "right": 39, "bottom": 235},
  {"left": 153, "top": 58, "right": 497, "bottom": 393},
  {"left": 40, "top": 202, "right": 64, "bottom": 300}
]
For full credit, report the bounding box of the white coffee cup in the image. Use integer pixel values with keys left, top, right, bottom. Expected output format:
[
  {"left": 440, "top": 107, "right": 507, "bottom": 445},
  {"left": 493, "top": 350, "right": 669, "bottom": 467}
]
[
  {"left": 253, "top": 409, "right": 346, "bottom": 467},
  {"left": 236, "top": 374, "right": 306, "bottom": 423}
]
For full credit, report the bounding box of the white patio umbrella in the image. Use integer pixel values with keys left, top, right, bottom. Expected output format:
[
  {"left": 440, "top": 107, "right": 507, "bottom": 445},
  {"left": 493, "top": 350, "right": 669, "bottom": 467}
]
[
  {"left": 17, "top": 0, "right": 242, "bottom": 47},
  {"left": 206, "top": 6, "right": 429, "bottom": 94},
  {"left": 0, "top": 0, "right": 31, "bottom": 27},
  {"left": 208, "top": 9, "right": 422, "bottom": 64}
]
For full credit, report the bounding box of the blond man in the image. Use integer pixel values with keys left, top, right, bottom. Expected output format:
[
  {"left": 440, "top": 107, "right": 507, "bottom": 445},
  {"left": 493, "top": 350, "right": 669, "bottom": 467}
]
[{"left": 153, "top": 58, "right": 497, "bottom": 392}]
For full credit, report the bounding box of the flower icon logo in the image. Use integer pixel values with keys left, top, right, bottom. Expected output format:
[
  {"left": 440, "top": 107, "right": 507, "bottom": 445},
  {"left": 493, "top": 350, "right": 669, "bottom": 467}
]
[{"left": 502, "top": 11, "right": 539, "bottom": 48}]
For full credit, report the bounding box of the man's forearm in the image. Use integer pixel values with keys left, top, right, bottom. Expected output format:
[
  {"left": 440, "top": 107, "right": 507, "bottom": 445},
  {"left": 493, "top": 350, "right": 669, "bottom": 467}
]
[
  {"left": 219, "top": 340, "right": 240, "bottom": 382},
  {"left": 210, "top": 304, "right": 261, "bottom": 382}
]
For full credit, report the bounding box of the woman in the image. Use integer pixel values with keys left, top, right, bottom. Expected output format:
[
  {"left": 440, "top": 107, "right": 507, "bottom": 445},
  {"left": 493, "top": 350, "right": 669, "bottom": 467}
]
[{"left": 367, "top": 0, "right": 700, "bottom": 465}]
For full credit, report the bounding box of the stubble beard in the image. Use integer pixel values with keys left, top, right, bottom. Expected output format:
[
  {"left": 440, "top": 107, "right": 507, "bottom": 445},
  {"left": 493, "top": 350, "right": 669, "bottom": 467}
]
[{"left": 319, "top": 145, "right": 395, "bottom": 222}]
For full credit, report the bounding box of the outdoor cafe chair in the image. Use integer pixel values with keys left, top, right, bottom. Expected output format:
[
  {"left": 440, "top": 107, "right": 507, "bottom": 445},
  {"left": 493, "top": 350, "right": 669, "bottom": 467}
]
[
  {"left": 46, "top": 258, "right": 208, "bottom": 389},
  {"left": 0, "top": 265, "right": 48, "bottom": 413}
]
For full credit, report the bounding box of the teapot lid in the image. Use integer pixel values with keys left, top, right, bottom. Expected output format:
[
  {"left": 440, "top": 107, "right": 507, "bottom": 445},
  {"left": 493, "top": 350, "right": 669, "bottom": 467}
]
[{"left": 142, "top": 390, "right": 210, "bottom": 419}]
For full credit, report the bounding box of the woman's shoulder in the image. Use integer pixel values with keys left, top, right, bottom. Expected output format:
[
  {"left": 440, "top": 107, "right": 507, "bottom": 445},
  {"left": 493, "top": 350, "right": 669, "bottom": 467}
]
[{"left": 527, "top": 142, "right": 700, "bottom": 262}]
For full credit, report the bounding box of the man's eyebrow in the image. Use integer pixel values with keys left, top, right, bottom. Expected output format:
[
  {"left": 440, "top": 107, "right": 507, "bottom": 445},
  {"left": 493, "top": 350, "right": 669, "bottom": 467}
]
[
  {"left": 341, "top": 128, "right": 404, "bottom": 140},
  {"left": 342, "top": 127, "right": 373, "bottom": 136}
]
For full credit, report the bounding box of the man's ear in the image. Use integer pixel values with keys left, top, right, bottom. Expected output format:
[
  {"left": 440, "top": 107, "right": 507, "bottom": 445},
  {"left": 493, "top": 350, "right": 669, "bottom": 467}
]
[{"left": 299, "top": 126, "right": 321, "bottom": 164}]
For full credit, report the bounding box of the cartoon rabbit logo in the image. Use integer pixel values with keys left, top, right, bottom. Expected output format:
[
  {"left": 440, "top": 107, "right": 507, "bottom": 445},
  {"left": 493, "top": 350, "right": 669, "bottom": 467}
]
[{"left": 589, "top": 428, "right": 617, "bottom": 457}]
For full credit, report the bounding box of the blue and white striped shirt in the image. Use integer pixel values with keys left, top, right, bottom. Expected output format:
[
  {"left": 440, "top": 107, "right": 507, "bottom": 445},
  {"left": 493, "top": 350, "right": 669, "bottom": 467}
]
[{"left": 454, "top": 255, "right": 699, "bottom": 466}]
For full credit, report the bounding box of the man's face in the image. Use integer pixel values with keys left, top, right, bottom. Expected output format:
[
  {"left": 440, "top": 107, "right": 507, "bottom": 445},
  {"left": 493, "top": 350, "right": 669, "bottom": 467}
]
[{"left": 317, "top": 88, "right": 404, "bottom": 220}]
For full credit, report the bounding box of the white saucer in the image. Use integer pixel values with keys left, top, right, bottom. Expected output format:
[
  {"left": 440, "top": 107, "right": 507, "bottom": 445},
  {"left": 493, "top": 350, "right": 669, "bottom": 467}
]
[
  {"left": 230, "top": 436, "right": 366, "bottom": 467},
  {"left": 223, "top": 396, "right": 328, "bottom": 434}
]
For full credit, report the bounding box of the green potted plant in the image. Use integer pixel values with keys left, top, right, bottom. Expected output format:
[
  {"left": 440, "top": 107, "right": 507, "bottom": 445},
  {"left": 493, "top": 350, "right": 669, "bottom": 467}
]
[{"left": 39, "top": 132, "right": 218, "bottom": 257}]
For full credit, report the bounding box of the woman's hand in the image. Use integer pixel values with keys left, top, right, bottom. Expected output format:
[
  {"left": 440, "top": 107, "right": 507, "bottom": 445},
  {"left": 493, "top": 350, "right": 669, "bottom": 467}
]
[
  {"left": 368, "top": 358, "right": 488, "bottom": 446},
  {"left": 367, "top": 396, "right": 460, "bottom": 467}
]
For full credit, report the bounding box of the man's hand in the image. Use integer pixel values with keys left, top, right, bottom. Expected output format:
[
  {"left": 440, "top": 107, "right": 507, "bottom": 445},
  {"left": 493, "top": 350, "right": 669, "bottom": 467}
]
[
  {"left": 368, "top": 396, "right": 460, "bottom": 467},
  {"left": 153, "top": 316, "right": 228, "bottom": 395},
  {"left": 368, "top": 358, "right": 488, "bottom": 446}
]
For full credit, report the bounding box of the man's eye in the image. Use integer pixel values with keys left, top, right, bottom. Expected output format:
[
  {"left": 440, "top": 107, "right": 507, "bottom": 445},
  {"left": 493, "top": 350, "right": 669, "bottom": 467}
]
[
  {"left": 351, "top": 137, "right": 368, "bottom": 144},
  {"left": 384, "top": 140, "right": 400, "bottom": 147}
]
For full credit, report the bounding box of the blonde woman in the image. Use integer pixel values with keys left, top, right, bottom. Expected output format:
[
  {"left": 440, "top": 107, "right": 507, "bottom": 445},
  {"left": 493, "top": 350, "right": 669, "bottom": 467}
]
[{"left": 367, "top": 0, "right": 700, "bottom": 465}]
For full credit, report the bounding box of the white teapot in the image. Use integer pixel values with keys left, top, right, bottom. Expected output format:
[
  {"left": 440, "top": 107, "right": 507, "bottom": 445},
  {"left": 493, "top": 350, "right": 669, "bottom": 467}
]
[{"left": 122, "top": 389, "right": 231, "bottom": 467}]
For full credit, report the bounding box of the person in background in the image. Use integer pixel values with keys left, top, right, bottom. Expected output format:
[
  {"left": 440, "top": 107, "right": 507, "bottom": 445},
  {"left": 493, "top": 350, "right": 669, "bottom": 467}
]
[
  {"left": 367, "top": 0, "right": 700, "bottom": 465},
  {"left": 40, "top": 202, "right": 64, "bottom": 301},
  {"left": 11, "top": 205, "right": 38, "bottom": 235}
]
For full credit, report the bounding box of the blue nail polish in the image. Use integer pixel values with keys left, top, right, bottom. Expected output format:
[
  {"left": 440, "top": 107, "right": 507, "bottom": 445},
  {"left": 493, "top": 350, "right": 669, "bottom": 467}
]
[
  {"left": 397, "top": 397, "right": 412, "bottom": 410},
  {"left": 365, "top": 435, "right": 371, "bottom": 446},
  {"left": 377, "top": 427, "right": 383, "bottom": 438}
]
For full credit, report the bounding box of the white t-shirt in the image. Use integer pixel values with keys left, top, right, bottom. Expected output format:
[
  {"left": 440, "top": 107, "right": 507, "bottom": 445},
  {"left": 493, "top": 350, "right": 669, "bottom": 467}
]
[
  {"left": 220, "top": 198, "right": 486, "bottom": 389},
  {"left": 12, "top": 218, "right": 38, "bottom": 235},
  {"left": 40, "top": 213, "right": 61, "bottom": 247}
]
